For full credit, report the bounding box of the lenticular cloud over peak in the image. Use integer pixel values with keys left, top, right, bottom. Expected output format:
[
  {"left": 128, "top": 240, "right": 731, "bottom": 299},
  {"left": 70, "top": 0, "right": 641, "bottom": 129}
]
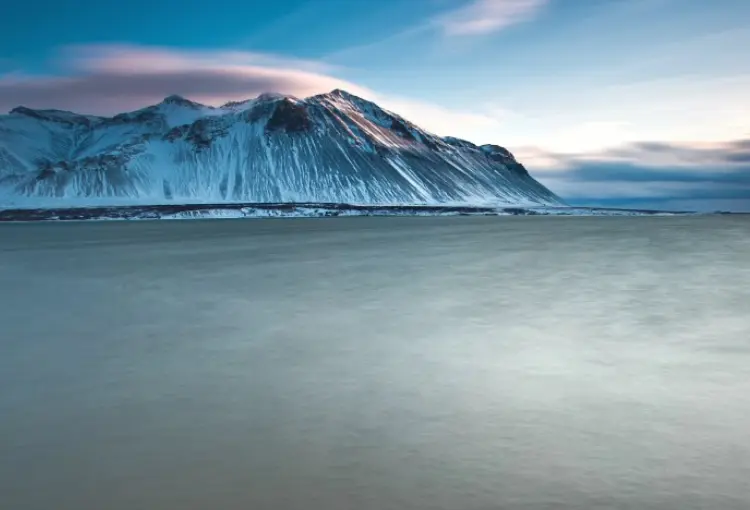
[{"left": 0, "top": 44, "right": 370, "bottom": 115}]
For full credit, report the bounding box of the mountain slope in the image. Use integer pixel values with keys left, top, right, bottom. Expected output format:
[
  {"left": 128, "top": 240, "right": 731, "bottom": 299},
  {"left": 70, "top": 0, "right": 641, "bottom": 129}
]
[{"left": 0, "top": 89, "right": 563, "bottom": 207}]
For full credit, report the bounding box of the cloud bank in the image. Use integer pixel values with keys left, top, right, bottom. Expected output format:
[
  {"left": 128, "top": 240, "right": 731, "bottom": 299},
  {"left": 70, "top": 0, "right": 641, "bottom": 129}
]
[{"left": 523, "top": 140, "right": 750, "bottom": 211}]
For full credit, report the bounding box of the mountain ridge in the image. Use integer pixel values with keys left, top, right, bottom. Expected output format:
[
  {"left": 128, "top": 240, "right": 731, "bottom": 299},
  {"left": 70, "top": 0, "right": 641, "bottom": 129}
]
[{"left": 0, "top": 89, "right": 564, "bottom": 208}]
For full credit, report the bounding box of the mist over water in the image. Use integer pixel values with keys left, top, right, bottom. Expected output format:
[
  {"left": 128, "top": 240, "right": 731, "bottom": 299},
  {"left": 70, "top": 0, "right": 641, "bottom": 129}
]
[{"left": 1, "top": 216, "right": 749, "bottom": 510}]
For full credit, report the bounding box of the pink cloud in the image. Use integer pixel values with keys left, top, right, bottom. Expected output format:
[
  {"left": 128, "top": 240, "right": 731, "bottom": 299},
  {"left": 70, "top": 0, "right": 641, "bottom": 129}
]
[
  {"left": 0, "top": 44, "right": 369, "bottom": 115},
  {"left": 0, "top": 44, "right": 504, "bottom": 142},
  {"left": 63, "top": 44, "right": 339, "bottom": 75}
]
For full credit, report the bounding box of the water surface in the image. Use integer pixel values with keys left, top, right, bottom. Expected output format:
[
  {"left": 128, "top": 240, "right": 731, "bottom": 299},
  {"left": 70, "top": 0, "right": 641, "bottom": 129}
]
[{"left": 1, "top": 216, "right": 749, "bottom": 509}]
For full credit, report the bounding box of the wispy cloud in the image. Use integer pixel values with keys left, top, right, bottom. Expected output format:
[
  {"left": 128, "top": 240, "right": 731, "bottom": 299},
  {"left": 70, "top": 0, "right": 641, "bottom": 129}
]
[
  {"left": 322, "top": 0, "right": 551, "bottom": 64},
  {"left": 522, "top": 139, "right": 750, "bottom": 170},
  {"left": 438, "top": 0, "right": 549, "bottom": 36},
  {"left": 64, "top": 44, "right": 340, "bottom": 75}
]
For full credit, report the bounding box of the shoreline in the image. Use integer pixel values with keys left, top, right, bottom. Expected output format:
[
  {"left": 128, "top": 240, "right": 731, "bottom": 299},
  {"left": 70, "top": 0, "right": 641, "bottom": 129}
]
[{"left": 0, "top": 202, "right": 708, "bottom": 222}]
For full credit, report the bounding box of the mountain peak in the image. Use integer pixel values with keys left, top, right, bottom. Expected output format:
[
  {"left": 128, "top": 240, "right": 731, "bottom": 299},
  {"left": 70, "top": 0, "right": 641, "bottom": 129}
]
[
  {"left": 481, "top": 144, "right": 515, "bottom": 160},
  {"left": 256, "top": 92, "right": 298, "bottom": 102},
  {"left": 10, "top": 105, "right": 40, "bottom": 116},
  {"left": 329, "top": 88, "right": 356, "bottom": 98},
  {"left": 321, "top": 89, "right": 373, "bottom": 104},
  {"left": 161, "top": 94, "right": 201, "bottom": 107},
  {"left": 8, "top": 106, "right": 100, "bottom": 125},
  {"left": 311, "top": 89, "right": 366, "bottom": 103}
]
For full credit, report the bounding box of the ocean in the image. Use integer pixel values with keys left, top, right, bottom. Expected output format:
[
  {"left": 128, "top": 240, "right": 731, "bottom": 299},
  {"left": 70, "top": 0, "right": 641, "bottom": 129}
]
[{"left": 1, "top": 215, "right": 749, "bottom": 509}]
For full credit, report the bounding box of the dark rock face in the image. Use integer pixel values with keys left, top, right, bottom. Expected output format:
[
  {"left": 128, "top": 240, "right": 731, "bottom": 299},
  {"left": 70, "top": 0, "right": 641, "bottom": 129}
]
[
  {"left": 481, "top": 144, "right": 515, "bottom": 160},
  {"left": 10, "top": 106, "right": 43, "bottom": 118},
  {"left": 242, "top": 100, "right": 275, "bottom": 123},
  {"left": 443, "top": 137, "right": 478, "bottom": 150},
  {"left": 186, "top": 119, "right": 213, "bottom": 149},
  {"left": 265, "top": 99, "right": 311, "bottom": 133},
  {"left": 222, "top": 99, "right": 250, "bottom": 109},
  {"left": 185, "top": 118, "right": 229, "bottom": 150},
  {"left": 107, "top": 108, "right": 160, "bottom": 126},
  {"left": 162, "top": 95, "right": 201, "bottom": 108},
  {"left": 36, "top": 162, "right": 59, "bottom": 181},
  {"left": 10, "top": 107, "right": 95, "bottom": 127},
  {"left": 164, "top": 124, "right": 189, "bottom": 142},
  {"left": 389, "top": 118, "right": 417, "bottom": 141},
  {"left": 35, "top": 160, "right": 75, "bottom": 181},
  {"left": 504, "top": 161, "right": 530, "bottom": 176},
  {"left": 163, "top": 119, "right": 229, "bottom": 149},
  {"left": 480, "top": 144, "right": 528, "bottom": 175}
]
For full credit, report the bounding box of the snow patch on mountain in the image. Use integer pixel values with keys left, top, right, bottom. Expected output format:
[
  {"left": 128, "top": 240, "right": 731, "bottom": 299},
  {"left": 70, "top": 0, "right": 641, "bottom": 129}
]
[{"left": 0, "top": 89, "right": 564, "bottom": 208}]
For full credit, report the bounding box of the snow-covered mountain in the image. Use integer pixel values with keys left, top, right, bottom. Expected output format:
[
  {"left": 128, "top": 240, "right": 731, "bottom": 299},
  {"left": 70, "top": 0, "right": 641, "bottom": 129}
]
[{"left": 0, "top": 89, "right": 563, "bottom": 207}]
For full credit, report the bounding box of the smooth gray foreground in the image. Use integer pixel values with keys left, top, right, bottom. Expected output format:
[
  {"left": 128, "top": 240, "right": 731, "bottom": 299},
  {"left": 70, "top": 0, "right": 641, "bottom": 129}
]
[{"left": 1, "top": 216, "right": 749, "bottom": 510}]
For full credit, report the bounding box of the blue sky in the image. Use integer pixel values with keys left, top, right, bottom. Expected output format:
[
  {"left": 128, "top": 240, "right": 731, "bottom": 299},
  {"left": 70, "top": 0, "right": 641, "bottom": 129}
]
[{"left": 1, "top": 0, "right": 749, "bottom": 210}]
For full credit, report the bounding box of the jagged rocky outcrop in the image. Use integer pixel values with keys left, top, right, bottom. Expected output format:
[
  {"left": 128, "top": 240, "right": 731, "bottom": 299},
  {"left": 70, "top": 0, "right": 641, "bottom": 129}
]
[{"left": 0, "top": 89, "right": 563, "bottom": 207}]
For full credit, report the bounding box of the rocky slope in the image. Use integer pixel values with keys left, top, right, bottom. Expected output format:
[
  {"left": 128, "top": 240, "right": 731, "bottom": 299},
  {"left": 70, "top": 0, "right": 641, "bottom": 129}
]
[{"left": 0, "top": 89, "right": 563, "bottom": 207}]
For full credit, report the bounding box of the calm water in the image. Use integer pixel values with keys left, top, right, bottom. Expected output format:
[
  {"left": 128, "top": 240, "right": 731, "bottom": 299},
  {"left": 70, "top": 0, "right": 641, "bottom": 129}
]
[{"left": 1, "top": 216, "right": 749, "bottom": 510}]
